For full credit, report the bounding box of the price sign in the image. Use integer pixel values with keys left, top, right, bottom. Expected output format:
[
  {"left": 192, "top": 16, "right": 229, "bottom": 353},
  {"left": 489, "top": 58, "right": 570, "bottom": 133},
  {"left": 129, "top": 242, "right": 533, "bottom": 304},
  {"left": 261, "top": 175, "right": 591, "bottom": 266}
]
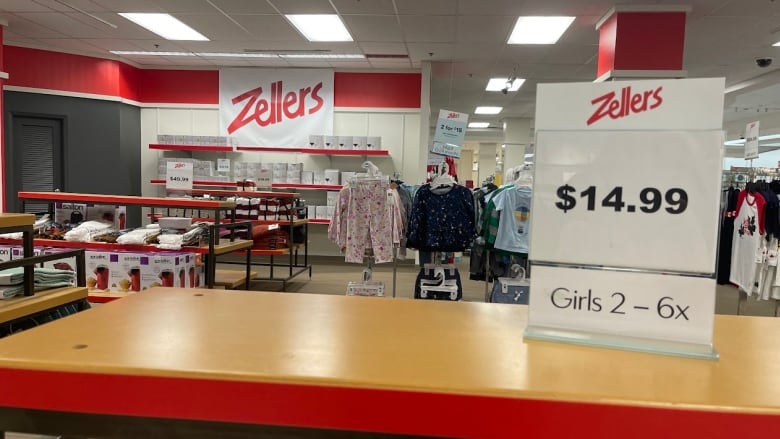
[
  {"left": 744, "top": 120, "right": 759, "bottom": 160},
  {"left": 432, "top": 109, "right": 468, "bottom": 158},
  {"left": 166, "top": 162, "right": 193, "bottom": 192},
  {"left": 526, "top": 78, "right": 725, "bottom": 359},
  {"left": 257, "top": 168, "right": 272, "bottom": 188},
  {"left": 532, "top": 130, "right": 723, "bottom": 274},
  {"left": 217, "top": 158, "right": 231, "bottom": 173}
]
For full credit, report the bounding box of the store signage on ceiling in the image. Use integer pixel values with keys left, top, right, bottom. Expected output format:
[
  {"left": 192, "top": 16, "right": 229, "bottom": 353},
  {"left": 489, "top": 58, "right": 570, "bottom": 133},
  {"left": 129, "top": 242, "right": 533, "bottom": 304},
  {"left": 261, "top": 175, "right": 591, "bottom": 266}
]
[
  {"left": 432, "top": 109, "right": 468, "bottom": 158},
  {"left": 527, "top": 77, "right": 725, "bottom": 359},
  {"left": 744, "top": 120, "right": 759, "bottom": 160},
  {"left": 219, "top": 68, "right": 334, "bottom": 147}
]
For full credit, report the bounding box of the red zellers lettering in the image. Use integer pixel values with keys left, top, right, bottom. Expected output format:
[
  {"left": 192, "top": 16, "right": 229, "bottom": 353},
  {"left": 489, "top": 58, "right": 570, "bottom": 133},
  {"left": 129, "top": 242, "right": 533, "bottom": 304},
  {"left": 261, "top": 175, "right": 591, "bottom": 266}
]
[
  {"left": 227, "top": 81, "right": 324, "bottom": 134},
  {"left": 586, "top": 86, "right": 663, "bottom": 126}
]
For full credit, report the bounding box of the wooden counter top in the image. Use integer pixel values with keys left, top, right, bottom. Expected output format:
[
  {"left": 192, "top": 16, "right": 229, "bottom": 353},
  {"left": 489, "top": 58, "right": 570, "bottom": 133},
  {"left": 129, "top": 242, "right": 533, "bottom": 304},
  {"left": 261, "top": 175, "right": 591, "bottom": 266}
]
[
  {"left": 0, "top": 290, "right": 778, "bottom": 437},
  {"left": 0, "top": 213, "right": 34, "bottom": 229},
  {"left": 0, "top": 287, "right": 87, "bottom": 325}
]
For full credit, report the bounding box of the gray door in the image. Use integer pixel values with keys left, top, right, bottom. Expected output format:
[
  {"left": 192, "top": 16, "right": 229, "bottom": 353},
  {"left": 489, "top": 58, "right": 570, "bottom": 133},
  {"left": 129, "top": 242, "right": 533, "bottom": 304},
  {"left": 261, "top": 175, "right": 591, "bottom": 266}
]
[{"left": 10, "top": 116, "right": 63, "bottom": 213}]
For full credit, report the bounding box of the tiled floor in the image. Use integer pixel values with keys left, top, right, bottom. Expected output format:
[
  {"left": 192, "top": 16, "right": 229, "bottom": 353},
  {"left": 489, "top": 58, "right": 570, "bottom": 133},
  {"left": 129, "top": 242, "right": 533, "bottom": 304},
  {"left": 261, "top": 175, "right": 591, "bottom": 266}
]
[{"left": 4, "top": 260, "right": 777, "bottom": 438}]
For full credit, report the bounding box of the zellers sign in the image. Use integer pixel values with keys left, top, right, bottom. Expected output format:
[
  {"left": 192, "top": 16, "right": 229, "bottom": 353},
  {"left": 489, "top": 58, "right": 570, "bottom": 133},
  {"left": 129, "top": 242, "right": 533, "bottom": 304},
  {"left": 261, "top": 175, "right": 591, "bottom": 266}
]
[{"left": 220, "top": 69, "right": 334, "bottom": 147}]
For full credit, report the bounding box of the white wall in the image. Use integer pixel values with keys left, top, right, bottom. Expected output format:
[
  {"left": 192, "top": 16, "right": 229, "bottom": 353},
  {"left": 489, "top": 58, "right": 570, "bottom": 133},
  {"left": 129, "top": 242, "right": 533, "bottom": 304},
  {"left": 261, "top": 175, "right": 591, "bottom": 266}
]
[{"left": 141, "top": 107, "right": 422, "bottom": 256}]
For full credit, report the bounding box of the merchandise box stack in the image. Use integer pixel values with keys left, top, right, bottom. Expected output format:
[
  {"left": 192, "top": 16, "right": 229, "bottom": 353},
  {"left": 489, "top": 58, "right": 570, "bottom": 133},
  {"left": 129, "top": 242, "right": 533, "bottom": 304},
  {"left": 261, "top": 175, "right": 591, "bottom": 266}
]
[
  {"left": 287, "top": 163, "right": 303, "bottom": 184},
  {"left": 310, "top": 134, "right": 377, "bottom": 150},
  {"left": 158, "top": 135, "right": 231, "bottom": 146},
  {"left": 84, "top": 250, "right": 202, "bottom": 294},
  {"left": 272, "top": 163, "right": 287, "bottom": 184},
  {"left": 308, "top": 135, "right": 325, "bottom": 149},
  {"left": 338, "top": 136, "right": 353, "bottom": 150},
  {"left": 302, "top": 171, "right": 314, "bottom": 185}
]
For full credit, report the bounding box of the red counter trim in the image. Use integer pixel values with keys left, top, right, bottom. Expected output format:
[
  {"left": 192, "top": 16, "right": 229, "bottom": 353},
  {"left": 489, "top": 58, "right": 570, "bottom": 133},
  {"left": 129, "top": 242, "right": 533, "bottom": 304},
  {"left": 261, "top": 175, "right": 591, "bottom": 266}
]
[
  {"left": 4, "top": 46, "right": 421, "bottom": 108},
  {"left": 0, "top": 367, "right": 777, "bottom": 439}
]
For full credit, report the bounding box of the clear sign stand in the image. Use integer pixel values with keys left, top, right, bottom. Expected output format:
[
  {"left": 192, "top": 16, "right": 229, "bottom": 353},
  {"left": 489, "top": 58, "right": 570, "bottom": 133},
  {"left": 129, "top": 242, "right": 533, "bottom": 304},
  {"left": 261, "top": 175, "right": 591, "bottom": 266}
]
[{"left": 524, "top": 78, "right": 726, "bottom": 360}]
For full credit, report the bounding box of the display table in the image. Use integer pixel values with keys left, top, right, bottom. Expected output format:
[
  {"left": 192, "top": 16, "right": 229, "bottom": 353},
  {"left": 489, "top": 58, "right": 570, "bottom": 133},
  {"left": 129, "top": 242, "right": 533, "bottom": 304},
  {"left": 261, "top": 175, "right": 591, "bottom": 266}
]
[{"left": 0, "top": 289, "right": 778, "bottom": 438}]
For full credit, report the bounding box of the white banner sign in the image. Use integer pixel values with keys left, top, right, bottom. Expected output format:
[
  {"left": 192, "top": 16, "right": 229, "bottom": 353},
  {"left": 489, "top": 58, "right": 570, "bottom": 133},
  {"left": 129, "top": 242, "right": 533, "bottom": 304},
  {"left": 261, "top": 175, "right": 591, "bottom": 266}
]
[
  {"left": 745, "top": 120, "right": 759, "bottom": 160},
  {"left": 220, "top": 68, "right": 334, "bottom": 147},
  {"left": 528, "top": 265, "right": 716, "bottom": 347},
  {"left": 432, "top": 109, "right": 468, "bottom": 158},
  {"left": 531, "top": 130, "right": 724, "bottom": 274},
  {"left": 535, "top": 77, "right": 724, "bottom": 131},
  {"left": 166, "top": 162, "right": 193, "bottom": 192}
]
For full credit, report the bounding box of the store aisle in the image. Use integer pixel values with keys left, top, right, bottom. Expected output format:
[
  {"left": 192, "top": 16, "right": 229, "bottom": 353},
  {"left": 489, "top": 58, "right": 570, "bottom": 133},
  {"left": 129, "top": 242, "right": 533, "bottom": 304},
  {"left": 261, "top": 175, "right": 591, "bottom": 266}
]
[{"left": 225, "top": 261, "right": 779, "bottom": 317}]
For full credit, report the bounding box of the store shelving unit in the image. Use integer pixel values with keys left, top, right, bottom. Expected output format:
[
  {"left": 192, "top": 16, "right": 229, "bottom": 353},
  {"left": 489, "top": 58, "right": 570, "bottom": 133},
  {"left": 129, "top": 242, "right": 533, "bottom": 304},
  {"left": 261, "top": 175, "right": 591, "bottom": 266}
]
[
  {"left": 149, "top": 143, "right": 391, "bottom": 157},
  {"left": 0, "top": 213, "right": 89, "bottom": 336},
  {"left": 16, "top": 192, "right": 253, "bottom": 289},
  {"left": 309, "top": 219, "right": 331, "bottom": 225}
]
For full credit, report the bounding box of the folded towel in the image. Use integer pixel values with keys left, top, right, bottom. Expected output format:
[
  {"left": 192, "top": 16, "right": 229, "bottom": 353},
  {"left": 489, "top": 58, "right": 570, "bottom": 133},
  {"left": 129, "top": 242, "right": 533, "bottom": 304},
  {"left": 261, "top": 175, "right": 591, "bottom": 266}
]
[
  {"left": 0, "top": 280, "right": 74, "bottom": 300},
  {"left": 0, "top": 267, "right": 76, "bottom": 288}
]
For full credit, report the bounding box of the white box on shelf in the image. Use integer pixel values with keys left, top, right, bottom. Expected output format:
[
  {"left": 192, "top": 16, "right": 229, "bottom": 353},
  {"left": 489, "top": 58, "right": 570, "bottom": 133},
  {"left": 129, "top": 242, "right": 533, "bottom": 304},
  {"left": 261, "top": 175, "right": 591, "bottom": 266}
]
[
  {"left": 327, "top": 191, "right": 339, "bottom": 207},
  {"left": 337, "top": 136, "right": 353, "bottom": 150},
  {"left": 315, "top": 206, "right": 329, "bottom": 219},
  {"left": 273, "top": 170, "right": 288, "bottom": 183},
  {"left": 341, "top": 172, "right": 357, "bottom": 184},
  {"left": 55, "top": 202, "right": 87, "bottom": 225},
  {"left": 307, "top": 205, "right": 316, "bottom": 219},
  {"left": 301, "top": 171, "right": 314, "bottom": 185},
  {"left": 353, "top": 136, "right": 368, "bottom": 150},
  {"left": 324, "top": 169, "right": 340, "bottom": 185},
  {"left": 327, "top": 206, "right": 335, "bottom": 219},
  {"left": 324, "top": 136, "right": 337, "bottom": 149},
  {"left": 0, "top": 246, "right": 12, "bottom": 263},
  {"left": 273, "top": 163, "right": 288, "bottom": 172},
  {"left": 313, "top": 171, "right": 326, "bottom": 185},
  {"left": 367, "top": 136, "right": 382, "bottom": 150},
  {"left": 309, "top": 135, "right": 325, "bottom": 149},
  {"left": 287, "top": 163, "right": 303, "bottom": 173}
]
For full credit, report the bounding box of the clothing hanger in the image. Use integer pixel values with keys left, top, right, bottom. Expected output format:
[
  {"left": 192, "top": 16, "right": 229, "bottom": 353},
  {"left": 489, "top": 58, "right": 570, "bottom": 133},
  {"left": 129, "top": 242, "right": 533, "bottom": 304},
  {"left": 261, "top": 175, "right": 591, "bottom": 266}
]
[{"left": 431, "top": 162, "right": 455, "bottom": 188}]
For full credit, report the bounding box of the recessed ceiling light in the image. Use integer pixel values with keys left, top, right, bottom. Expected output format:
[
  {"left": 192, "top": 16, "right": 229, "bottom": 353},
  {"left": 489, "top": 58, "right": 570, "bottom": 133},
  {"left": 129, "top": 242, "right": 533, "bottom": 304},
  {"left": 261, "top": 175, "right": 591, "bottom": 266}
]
[
  {"left": 508, "top": 16, "right": 575, "bottom": 44},
  {"left": 468, "top": 122, "right": 490, "bottom": 128},
  {"left": 118, "top": 13, "right": 208, "bottom": 41},
  {"left": 285, "top": 14, "right": 353, "bottom": 42},
  {"left": 486, "top": 77, "right": 526, "bottom": 92},
  {"left": 475, "top": 106, "right": 503, "bottom": 115}
]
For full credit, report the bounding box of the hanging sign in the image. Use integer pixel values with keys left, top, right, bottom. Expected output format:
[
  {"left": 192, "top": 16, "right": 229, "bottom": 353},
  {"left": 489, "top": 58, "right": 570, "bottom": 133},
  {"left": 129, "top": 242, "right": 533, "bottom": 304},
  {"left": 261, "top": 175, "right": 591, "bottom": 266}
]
[
  {"left": 217, "top": 159, "right": 231, "bottom": 173},
  {"left": 166, "top": 162, "right": 194, "bottom": 192},
  {"left": 744, "top": 120, "right": 759, "bottom": 160},
  {"left": 526, "top": 77, "right": 725, "bottom": 359},
  {"left": 219, "top": 68, "right": 334, "bottom": 148},
  {"left": 432, "top": 109, "right": 468, "bottom": 158}
]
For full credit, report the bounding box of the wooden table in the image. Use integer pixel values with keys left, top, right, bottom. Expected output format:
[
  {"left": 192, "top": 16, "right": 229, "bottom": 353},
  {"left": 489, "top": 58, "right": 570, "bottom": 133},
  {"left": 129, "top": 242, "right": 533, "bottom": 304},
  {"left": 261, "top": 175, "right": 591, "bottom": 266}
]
[{"left": 0, "top": 289, "right": 778, "bottom": 438}]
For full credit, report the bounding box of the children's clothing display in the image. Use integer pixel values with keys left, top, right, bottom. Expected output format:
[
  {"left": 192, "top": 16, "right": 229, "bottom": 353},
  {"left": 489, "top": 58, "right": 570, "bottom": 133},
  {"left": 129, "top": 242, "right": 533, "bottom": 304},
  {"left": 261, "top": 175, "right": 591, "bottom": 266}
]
[
  {"left": 730, "top": 190, "right": 766, "bottom": 294},
  {"left": 717, "top": 186, "right": 739, "bottom": 285},
  {"left": 491, "top": 186, "right": 533, "bottom": 255},
  {"left": 328, "top": 179, "right": 403, "bottom": 264},
  {"left": 405, "top": 184, "right": 476, "bottom": 252}
]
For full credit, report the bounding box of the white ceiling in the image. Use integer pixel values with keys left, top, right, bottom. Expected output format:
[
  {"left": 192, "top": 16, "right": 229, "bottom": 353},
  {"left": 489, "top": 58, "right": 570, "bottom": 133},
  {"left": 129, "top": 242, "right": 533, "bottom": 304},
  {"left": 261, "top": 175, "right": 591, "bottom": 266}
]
[{"left": 2, "top": 0, "right": 780, "bottom": 137}]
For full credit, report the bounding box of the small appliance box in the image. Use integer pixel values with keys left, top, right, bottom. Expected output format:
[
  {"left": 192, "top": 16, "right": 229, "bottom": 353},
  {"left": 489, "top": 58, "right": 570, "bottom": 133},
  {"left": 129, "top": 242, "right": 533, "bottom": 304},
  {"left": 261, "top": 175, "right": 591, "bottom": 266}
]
[
  {"left": 327, "top": 191, "right": 339, "bottom": 207},
  {"left": 0, "top": 246, "right": 14, "bottom": 262},
  {"left": 324, "top": 169, "right": 340, "bottom": 185},
  {"left": 146, "top": 252, "right": 187, "bottom": 290},
  {"left": 308, "top": 135, "right": 325, "bottom": 149},
  {"left": 85, "top": 204, "right": 127, "bottom": 229},
  {"left": 353, "top": 136, "right": 368, "bottom": 150},
  {"left": 337, "top": 136, "right": 353, "bottom": 150},
  {"left": 11, "top": 247, "right": 45, "bottom": 262},
  {"left": 313, "top": 171, "right": 326, "bottom": 185},
  {"left": 55, "top": 202, "right": 87, "bottom": 225},
  {"left": 41, "top": 248, "right": 77, "bottom": 282},
  {"left": 301, "top": 171, "right": 314, "bottom": 185},
  {"left": 315, "top": 206, "right": 330, "bottom": 219},
  {"left": 307, "top": 205, "right": 316, "bottom": 219},
  {"left": 367, "top": 136, "right": 382, "bottom": 150},
  {"left": 324, "top": 136, "right": 337, "bottom": 149},
  {"left": 85, "top": 250, "right": 115, "bottom": 293}
]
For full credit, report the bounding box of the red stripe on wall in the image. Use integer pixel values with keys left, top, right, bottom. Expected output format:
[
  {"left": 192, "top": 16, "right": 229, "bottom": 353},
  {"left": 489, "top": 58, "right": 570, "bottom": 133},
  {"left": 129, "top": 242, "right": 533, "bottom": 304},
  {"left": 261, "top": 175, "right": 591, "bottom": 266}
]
[
  {"left": 134, "top": 68, "right": 218, "bottom": 104},
  {"left": 5, "top": 46, "right": 119, "bottom": 97},
  {"left": 3, "top": 46, "right": 421, "bottom": 108},
  {"left": 334, "top": 72, "right": 421, "bottom": 108}
]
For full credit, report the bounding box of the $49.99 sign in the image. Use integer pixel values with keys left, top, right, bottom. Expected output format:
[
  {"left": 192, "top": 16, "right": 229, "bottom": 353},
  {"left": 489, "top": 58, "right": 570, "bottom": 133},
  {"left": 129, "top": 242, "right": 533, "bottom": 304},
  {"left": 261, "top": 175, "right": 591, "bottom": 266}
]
[
  {"left": 530, "top": 130, "right": 723, "bottom": 274},
  {"left": 555, "top": 186, "right": 688, "bottom": 214}
]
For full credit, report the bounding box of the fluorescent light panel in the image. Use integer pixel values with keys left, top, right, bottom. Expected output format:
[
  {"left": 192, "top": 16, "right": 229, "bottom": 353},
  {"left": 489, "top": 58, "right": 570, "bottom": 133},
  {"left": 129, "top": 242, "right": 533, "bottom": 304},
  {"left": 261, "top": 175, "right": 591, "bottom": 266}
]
[
  {"left": 118, "top": 13, "right": 208, "bottom": 41},
  {"left": 109, "top": 51, "right": 364, "bottom": 59},
  {"left": 468, "top": 122, "right": 490, "bottom": 128},
  {"left": 508, "top": 16, "right": 575, "bottom": 44},
  {"left": 285, "top": 14, "right": 353, "bottom": 42},
  {"left": 486, "top": 77, "right": 525, "bottom": 91},
  {"left": 475, "top": 106, "right": 503, "bottom": 115}
]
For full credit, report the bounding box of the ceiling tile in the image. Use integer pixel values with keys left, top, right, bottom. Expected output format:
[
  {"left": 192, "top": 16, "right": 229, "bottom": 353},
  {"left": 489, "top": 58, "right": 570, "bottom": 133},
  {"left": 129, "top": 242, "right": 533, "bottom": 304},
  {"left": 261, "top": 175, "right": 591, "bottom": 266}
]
[
  {"left": 284, "top": 60, "right": 333, "bottom": 68},
  {"left": 151, "top": 0, "right": 218, "bottom": 13},
  {"left": 4, "top": 14, "right": 68, "bottom": 38},
  {"left": 80, "top": 38, "right": 149, "bottom": 51},
  {"left": 456, "top": 0, "right": 527, "bottom": 16},
  {"left": 0, "top": 1, "right": 54, "bottom": 12},
  {"left": 266, "top": 0, "right": 337, "bottom": 14},
  {"left": 230, "top": 14, "right": 305, "bottom": 41},
  {"left": 246, "top": 58, "right": 291, "bottom": 67},
  {"left": 208, "top": 0, "right": 277, "bottom": 14},
  {"left": 368, "top": 59, "right": 412, "bottom": 69},
  {"left": 120, "top": 56, "right": 174, "bottom": 65},
  {"left": 89, "top": 0, "right": 163, "bottom": 12},
  {"left": 89, "top": 12, "right": 172, "bottom": 38},
  {"left": 34, "top": 37, "right": 105, "bottom": 54},
  {"left": 399, "top": 16, "right": 456, "bottom": 43},
  {"left": 32, "top": 0, "right": 111, "bottom": 12},
  {"left": 332, "top": 0, "right": 396, "bottom": 15},
  {"left": 330, "top": 61, "right": 373, "bottom": 69},
  {"left": 342, "top": 15, "right": 403, "bottom": 42},
  {"left": 394, "top": 0, "right": 453, "bottom": 15},
  {"left": 199, "top": 57, "right": 252, "bottom": 66},
  {"left": 456, "top": 16, "right": 514, "bottom": 43},
  {"left": 176, "top": 13, "right": 252, "bottom": 40},
  {"left": 358, "top": 42, "right": 407, "bottom": 54},
  {"left": 165, "top": 57, "right": 214, "bottom": 65}
]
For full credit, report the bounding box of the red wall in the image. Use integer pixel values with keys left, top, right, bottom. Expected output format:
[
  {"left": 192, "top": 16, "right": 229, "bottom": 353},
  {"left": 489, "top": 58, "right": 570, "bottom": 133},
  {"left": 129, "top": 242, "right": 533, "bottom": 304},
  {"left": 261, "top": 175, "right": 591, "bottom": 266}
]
[{"left": 3, "top": 46, "right": 421, "bottom": 108}]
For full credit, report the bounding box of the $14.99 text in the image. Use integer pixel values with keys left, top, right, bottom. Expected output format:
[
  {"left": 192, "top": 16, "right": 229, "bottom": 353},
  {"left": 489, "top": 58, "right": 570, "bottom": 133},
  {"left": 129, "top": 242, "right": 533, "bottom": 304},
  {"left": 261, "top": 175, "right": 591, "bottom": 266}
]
[{"left": 555, "top": 185, "right": 688, "bottom": 214}]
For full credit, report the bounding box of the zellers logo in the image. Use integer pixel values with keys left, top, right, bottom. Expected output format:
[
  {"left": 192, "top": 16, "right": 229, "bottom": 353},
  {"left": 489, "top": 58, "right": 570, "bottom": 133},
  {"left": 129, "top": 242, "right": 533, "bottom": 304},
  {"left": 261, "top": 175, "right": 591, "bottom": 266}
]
[
  {"left": 227, "top": 81, "right": 325, "bottom": 134},
  {"left": 586, "top": 85, "right": 663, "bottom": 126}
]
